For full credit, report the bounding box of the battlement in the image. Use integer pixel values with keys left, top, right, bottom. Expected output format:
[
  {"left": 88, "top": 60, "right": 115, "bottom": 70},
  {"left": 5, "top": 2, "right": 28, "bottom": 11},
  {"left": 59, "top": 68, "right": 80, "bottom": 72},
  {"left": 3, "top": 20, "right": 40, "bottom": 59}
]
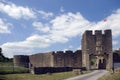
[
  {"left": 56, "top": 51, "right": 64, "bottom": 54},
  {"left": 95, "top": 30, "right": 102, "bottom": 35},
  {"left": 84, "top": 30, "right": 92, "bottom": 35},
  {"left": 65, "top": 50, "right": 73, "bottom": 54},
  {"left": 84, "top": 29, "right": 111, "bottom": 36},
  {"left": 104, "top": 29, "right": 112, "bottom": 36}
]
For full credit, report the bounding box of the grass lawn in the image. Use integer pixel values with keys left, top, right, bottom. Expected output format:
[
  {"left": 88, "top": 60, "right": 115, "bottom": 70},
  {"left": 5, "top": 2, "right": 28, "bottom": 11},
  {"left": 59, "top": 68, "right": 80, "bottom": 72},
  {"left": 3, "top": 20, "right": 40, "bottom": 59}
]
[
  {"left": 98, "top": 72, "right": 120, "bottom": 80},
  {"left": 0, "top": 62, "right": 92, "bottom": 80},
  {"left": 0, "top": 66, "right": 29, "bottom": 74},
  {"left": 0, "top": 62, "right": 29, "bottom": 74},
  {"left": 0, "top": 71, "right": 91, "bottom": 80}
]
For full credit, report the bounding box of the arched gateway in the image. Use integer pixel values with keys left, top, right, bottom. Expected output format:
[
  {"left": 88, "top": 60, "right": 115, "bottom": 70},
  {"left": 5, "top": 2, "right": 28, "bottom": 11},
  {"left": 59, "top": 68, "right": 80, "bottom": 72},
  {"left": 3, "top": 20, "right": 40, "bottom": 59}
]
[{"left": 82, "top": 29, "right": 113, "bottom": 70}]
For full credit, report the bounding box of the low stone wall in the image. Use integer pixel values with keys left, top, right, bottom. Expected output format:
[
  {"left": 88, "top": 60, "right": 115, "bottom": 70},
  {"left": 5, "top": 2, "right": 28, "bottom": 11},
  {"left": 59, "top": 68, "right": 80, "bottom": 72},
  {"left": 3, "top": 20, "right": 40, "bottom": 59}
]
[{"left": 30, "top": 67, "right": 73, "bottom": 74}]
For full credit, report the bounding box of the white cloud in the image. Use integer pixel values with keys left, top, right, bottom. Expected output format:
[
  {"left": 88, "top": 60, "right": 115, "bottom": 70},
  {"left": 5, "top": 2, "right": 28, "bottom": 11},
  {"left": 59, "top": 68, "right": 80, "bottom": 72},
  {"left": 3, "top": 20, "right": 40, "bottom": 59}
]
[
  {"left": 0, "top": 18, "right": 11, "bottom": 33},
  {"left": 32, "top": 21, "right": 50, "bottom": 33},
  {"left": 38, "top": 10, "right": 53, "bottom": 19},
  {"left": 1, "top": 8, "right": 120, "bottom": 58},
  {"left": 0, "top": 1, "right": 36, "bottom": 19},
  {"left": 89, "top": 9, "right": 120, "bottom": 37},
  {"left": 1, "top": 34, "right": 51, "bottom": 57},
  {"left": 50, "top": 12, "right": 90, "bottom": 38}
]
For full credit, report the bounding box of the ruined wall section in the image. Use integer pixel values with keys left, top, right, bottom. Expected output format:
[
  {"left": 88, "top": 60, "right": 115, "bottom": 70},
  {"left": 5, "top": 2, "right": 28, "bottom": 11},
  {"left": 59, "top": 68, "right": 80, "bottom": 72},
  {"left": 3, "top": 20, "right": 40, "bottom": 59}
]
[
  {"left": 29, "top": 52, "right": 54, "bottom": 67},
  {"left": 14, "top": 50, "right": 82, "bottom": 69},
  {"left": 14, "top": 55, "right": 29, "bottom": 68},
  {"left": 64, "top": 51, "right": 74, "bottom": 67},
  {"left": 73, "top": 50, "right": 82, "bottom": 68},
  {"left": 53, "top": 51, "right": 65, "bottom": 67},
  {"left": 53, "top": 50, "right": 82, "bottom": 68}
]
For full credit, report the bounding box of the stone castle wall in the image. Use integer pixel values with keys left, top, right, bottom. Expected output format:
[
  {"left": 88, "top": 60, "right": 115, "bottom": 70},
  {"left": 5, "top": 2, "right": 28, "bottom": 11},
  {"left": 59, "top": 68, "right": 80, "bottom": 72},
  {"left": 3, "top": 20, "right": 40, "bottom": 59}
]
[
  {"left": 14, "top": 50, "right": 82, "bottom": 68},
  {"left": 53, "top": 50, "right": 82, "bottom": 68},
  {"left": 29, "top": 52, "right": 54, "bottom": 67},
  {"left": 14, "top": 55, "right": 29, "bottom": 67}
]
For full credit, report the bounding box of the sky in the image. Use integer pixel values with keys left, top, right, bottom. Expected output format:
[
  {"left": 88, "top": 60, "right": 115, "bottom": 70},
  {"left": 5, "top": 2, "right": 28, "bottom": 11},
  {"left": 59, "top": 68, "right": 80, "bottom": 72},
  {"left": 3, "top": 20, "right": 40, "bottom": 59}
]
[{"left": 0, "top": 0, "right": 120, "bottom": 58}]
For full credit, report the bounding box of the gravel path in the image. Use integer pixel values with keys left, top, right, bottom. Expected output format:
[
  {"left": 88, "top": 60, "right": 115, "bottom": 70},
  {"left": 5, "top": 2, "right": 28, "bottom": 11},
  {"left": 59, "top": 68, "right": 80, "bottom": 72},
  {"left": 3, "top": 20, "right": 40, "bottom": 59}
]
[{"left": 65, "top": 70, "right": 109, "bottom": 80}]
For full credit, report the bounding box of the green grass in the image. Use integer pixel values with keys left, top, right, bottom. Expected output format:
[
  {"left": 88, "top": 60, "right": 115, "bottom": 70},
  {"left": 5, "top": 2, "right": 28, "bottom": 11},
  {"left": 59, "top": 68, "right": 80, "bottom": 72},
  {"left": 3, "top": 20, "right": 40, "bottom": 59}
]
[
  {"left": 0, "top": 62, "right": 92, "bottom": 80},
  {"left": 98, "top": 73, "right": 120, "bottom": 80},
  {"left": 0, "top": 62, "right": 13, "bottom": 67},
  {"left": 0, "top": 62, "right": 29, "bottom": 74},
  {"left": 0, "top": 71, "right": 91, "bottom": 80},
  {"left": 0, "top": 66, "right": 29, "bottom": 74}
]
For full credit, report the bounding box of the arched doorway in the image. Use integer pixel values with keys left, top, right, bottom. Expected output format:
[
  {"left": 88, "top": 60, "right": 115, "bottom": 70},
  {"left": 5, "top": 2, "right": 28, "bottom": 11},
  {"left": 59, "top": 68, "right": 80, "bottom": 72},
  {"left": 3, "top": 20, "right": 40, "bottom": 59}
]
[{"left": 98, "top": 58, "right": 106, "bottom": 69}]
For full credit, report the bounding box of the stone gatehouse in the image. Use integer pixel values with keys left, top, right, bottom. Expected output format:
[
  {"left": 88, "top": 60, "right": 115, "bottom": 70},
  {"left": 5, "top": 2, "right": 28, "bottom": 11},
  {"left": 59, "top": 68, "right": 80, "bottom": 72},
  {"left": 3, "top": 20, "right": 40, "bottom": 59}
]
[{"left": 82, "top": 29, "right": 113, "bottom": 70}]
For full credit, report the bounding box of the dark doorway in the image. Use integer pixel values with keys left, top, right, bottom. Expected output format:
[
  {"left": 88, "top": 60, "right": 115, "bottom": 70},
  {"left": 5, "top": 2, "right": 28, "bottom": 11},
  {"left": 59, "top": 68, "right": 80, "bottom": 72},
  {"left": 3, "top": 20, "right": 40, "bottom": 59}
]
[{"left": 98, "top": 59, "right": 106, "bottom": 69}]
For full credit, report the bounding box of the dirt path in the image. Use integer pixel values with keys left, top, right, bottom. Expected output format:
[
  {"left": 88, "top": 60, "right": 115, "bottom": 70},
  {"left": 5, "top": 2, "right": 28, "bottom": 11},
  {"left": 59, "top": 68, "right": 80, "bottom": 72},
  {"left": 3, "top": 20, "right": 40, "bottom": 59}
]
[{"left": 65, "top": 70, "right": 109, "bottom": 80}]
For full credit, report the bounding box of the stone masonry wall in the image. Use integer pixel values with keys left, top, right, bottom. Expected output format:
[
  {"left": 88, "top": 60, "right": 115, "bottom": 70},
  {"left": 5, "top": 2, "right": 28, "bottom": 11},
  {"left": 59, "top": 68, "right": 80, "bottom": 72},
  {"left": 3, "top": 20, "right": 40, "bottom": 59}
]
[
  {"left": 73, "top": 50, "right": 82, "bottom": 68},
  {"left": 28, "top": 50, "right": 82, "bottom": 68},
  {"left": 29, "top": 52, "right": 54, "bottom": 67},
  {"left": 53, "top": 50, "right": 82, "bottom": 68},
  {"left": 82, "top": 30, "right": 96, "bottom": 69},
  {"left": 14, "top": 55, "right": 29, "bottom": 68},
  {"left": 104, "top": 30, "right": 113, "bottom": 69},
  {"left": 53, "top": 51, "right": 65, "bottom": 67}
]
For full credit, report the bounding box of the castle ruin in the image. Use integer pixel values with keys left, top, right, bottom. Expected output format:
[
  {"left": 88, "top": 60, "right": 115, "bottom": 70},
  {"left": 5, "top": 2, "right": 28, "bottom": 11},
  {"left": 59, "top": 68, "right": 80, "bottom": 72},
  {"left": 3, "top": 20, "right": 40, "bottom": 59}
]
[
  {"left": 13, "top": 29, "right": 113, "bottom": 74},
  {"left": 14, "top": 50, "right": 82, "bottom": 74}
]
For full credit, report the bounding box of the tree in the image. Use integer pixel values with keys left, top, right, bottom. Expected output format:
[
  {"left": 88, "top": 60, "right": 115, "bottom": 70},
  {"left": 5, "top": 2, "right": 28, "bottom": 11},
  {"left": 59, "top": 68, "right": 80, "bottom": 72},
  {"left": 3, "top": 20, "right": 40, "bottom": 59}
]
[
  {"left": 0, "top": 47, "right": 9, "bottom": 62},
  {"left": 0, "top": 47, "right": 2, "bottom": 56}
]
